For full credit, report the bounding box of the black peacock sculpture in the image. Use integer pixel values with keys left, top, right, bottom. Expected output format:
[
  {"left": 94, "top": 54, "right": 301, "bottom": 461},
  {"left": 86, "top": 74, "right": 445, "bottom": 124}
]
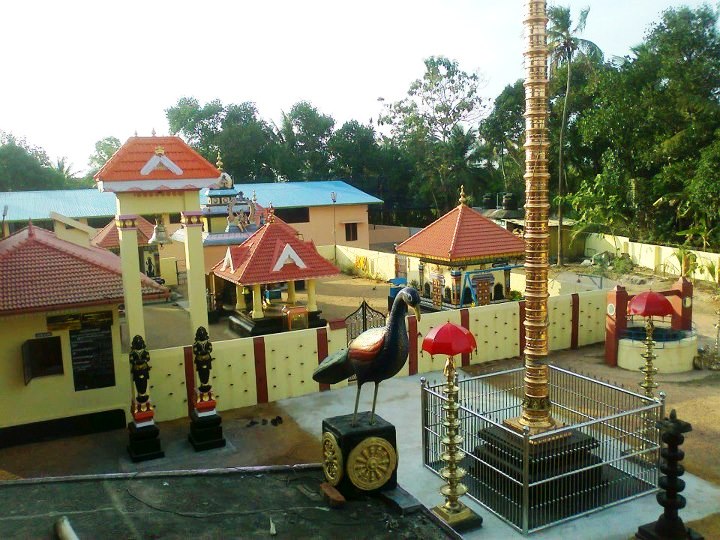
[{"left": 313, "top": 286, "right": 421, "bottom": 425}]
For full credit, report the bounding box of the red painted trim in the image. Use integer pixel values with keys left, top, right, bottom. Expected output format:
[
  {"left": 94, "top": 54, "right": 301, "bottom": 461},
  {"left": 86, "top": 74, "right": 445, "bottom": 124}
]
[
  {"left": 328, "top": 319, "right": 347, "bottom": 330},
  {"left": 571, "top": 293, "right": 580, "bottom": 350},
  {"left": 316, "top": 327, "right": 330, "bottom": 392},
  {"left": 519, "top": 301, "right": 526, "bottom": 357},
  {"left": 253, "top": 336, "right": 269, "bottom": 404},
  {"left": 408, "top": 315, "right": 418, "bottom": 375},
  {"left": 183, "top": 346, "right": 195, "bottom": 416},
  {"left": 460, "top": 309, "right": 471, "bottom": 366}
]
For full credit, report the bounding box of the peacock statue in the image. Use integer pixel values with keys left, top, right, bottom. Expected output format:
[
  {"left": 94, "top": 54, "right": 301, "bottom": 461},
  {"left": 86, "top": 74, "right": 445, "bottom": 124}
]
[{"left": 313, "top": 286, "right": 421, "bottom": 425}]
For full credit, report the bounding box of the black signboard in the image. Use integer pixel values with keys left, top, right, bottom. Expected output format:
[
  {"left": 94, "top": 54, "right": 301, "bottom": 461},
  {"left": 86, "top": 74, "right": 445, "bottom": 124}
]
[{"left": 69, "top": 325, "right": 115, "bottom": 391}]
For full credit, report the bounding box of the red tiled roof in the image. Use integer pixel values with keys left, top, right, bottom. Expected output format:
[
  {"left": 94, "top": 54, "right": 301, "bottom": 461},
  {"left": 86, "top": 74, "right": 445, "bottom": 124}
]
[
  {"left": 0, "top": 223, "right": 167, "bottom": 315},
  {"left": 91, "top": 216, "right": 155, "bottom": 249},
  {"left": 395, "top": 203, "right": 525, "bottom": 264},
  {"left": 94, "top": 136, "right": 220, "bottom": 182},
  {"left": 212, "top": 217, "right": 340, "bottom": 286}
]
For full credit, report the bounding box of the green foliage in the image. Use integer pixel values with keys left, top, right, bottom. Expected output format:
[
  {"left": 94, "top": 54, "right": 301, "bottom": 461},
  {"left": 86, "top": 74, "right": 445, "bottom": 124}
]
[
  {"left": 87, "top": 136, "right": 121, "bottom": 175},
  {"left": 0, "top": 132, "right": 69, "bottom": 191}
]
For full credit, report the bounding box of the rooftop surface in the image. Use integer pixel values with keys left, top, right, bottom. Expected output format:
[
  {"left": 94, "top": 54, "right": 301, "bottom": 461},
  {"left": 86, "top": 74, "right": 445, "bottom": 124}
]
[
  {"left": 1, "top": 180, "right": 381, "bottom": 222},
  {"left": 213, "top": 216, "right": 340, "bottom": 285},
  {"left": 95, "top": 136, "right": 220, "bottom": 183},
  {"left": 0, "top": 224, "right": 166, "bottom": 315},
  {"left": 1, "top": 360, "right": 718, "bottom": 539},
  {"left": 200, "top": 180, "right": 383, "bottom": 209},
  {"left": 396, "top": 202, "right": 525, "bottom": 264}
]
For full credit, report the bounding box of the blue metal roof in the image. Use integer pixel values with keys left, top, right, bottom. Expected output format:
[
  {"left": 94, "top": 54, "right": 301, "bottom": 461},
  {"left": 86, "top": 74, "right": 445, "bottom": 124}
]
[
  {"left": 1, "top": 180, "right": 382, "bottom": 223},
  {"left": 200, "top": 180, "right": 383, "bottom": 209},
  {"left": 1, "top": 189, "right": 117, "bottom": 222}
]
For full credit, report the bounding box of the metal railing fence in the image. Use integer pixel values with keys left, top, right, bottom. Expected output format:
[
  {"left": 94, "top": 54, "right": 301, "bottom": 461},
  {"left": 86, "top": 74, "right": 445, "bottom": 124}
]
[{"left": 421, "top": 366, "right": 663, "bottom": 534}]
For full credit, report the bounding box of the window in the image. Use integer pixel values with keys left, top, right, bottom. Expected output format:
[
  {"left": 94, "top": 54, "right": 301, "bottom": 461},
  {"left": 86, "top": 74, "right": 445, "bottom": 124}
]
[
  {"left": 345, "top": 223, "right": 358, "bottom": 242},
  {"left": 22, "top": 336, "right": 63, "bottom": 384},
  {"left": 274, "top": 207, "right": 309, "bottom": 223}
]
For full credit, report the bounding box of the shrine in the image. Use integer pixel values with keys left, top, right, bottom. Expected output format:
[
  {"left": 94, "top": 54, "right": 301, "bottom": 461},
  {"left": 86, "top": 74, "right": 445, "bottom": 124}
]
[
  {"left": 211, "top": 208, "right": 340, "bottom": 336},
  {"left": 395, "top": 187, "right": 525, "bottom": 310}
]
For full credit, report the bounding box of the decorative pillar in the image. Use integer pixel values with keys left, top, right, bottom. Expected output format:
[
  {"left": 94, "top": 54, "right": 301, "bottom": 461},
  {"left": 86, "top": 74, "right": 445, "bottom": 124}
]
[
  {"left": 251, "top": 284, "right": 264, "bottom": 319},
  {"left": 418, "top": 262, "right": 425, "bottom": 296},
  {"left": 636, "top": 410, "right": 704, "bottom": 540},
  {"left": 605, "top": 285, "right": 628, "bottom": 367},
  {"left": 505, "top": 0, "right": 557, "bottom": 434},
  {"left": 307, "top": 279, "right": 318, "bottom": 312},
  {"left": 181, "top": 211, "right": 209, "bottom": 332},
  {"left": 235, "top": 284, "right": 246, "bottom": 311},
  {"left": 117, "top": 215, "right": 145, "bottom": 340},
  {"left": 287, "top": 280, "right": 297, "bottom": 304},
  {"left": 671, "top": 277, "right": 693, "bottom": 331},
  {"left": 450, "top": 270, "right": 462, "bottom": 306}
]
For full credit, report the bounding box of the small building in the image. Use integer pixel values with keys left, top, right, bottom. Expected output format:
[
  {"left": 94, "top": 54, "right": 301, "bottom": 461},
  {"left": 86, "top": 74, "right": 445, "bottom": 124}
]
[
  {"left": 91, "top": 215, "right": 161, "bottom": 277},
  {"left": 396, "top": 188, "right": 525, "bottom": 309},
  {"left": 211, "top": 212, "right": 340, "bottom": 336},
  {"left": 0, "top": 223, "right": 167, "bottom": 436}
]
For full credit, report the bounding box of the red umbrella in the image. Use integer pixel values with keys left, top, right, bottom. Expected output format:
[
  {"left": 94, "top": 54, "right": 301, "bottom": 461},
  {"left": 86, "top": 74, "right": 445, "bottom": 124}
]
[
  {"left": 422, "top": 322, "right": 477, "bottom": 357},
  {"left": 628, "top": 291, "right": 673, "bottom": 318}
]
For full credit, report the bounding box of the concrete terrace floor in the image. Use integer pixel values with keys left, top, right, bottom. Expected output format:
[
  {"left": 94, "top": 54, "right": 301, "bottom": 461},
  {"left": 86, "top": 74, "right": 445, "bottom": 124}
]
[{"left": 2, "top": 353, "right": 719, "bottom": 539}]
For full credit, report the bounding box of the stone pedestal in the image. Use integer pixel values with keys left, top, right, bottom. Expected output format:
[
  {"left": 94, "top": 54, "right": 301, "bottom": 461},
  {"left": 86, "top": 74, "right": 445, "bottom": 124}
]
[
  {"left": 188, "top": 401, "right": 226, "bottom": 451},
  {"left": 473, "top": 426, "right": 604, "bottom": 529},
  {"left": 321, "top": 412, "right": 397, "bottom": 499},
  {"left": 127, "top": 409, "right": 164, "bottom": 462}
]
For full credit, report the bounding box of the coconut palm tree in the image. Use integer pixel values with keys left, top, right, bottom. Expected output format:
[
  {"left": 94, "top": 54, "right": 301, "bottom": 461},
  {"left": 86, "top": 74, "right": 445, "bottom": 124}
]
[{"left": 548, "top": 6, "right": 601, "bottom": 265}]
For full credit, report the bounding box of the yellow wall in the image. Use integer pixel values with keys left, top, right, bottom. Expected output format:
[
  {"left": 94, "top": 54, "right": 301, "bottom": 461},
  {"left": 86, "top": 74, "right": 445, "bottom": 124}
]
[
  {"left": 578, "top": 290, "right": 606, "bottom": 346},
  {"left": 115, "top": 191, "right": 201, "bottom": 216},
  {"left": 0, "top": 306, "right": 127, "bottom": 429},
  {"left": 3, "top": 289, "right": 608, "bottom": 427},
  {"left": 53, "top": 222, "right": 92, "bottom": 247},
  {"left": 368, "top": 224, "right": 414, "bottom": 245},
  {"left": 618, "top": 335, "right": 696, "bottom": 374},
  {"left": 584, "top": 233, "right": 720, "bottom": 284}
]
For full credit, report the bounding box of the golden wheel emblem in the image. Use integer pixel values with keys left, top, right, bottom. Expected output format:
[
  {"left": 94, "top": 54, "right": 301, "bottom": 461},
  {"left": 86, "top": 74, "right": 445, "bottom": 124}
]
[
  {"left": 347, "top": 437, "right": 397, "bottom": 491},
  {"left": 322, "top": 432, "right": 343, "bottom": 486}
]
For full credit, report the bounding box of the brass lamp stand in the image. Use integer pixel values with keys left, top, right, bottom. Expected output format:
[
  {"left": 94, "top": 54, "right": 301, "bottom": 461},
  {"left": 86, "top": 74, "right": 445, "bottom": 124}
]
[{"left": 432, "top": 356, "right": 482, "bottom": 527}]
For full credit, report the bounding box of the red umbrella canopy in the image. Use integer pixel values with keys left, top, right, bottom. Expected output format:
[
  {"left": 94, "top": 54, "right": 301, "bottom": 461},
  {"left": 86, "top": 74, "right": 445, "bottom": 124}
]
[
  {"left": 628, "top": 291, "right": 673, "bottom": 318},
  {"left": 422, "top": 322, "right": 477, "bottom": 357}
]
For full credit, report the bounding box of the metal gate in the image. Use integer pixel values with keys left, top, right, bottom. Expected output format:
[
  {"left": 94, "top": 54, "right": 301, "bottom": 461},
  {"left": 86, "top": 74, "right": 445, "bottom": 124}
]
[{"left": 344, "top": 300, "right": 386, "bottom": 344}]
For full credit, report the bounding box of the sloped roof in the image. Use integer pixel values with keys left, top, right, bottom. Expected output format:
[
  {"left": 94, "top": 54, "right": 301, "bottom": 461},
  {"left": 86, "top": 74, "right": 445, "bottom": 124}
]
[
  {"left": 0, "top": 223, "right": 167, "bottom": 315},
  {"left": 200, "top": 180, "right": 382, "bottom": 209},
  {"left": 395, "top": 203, "right": 525, "bottom": 265},
  {"left": 91, "top": 216, "right": 155, "bottom": 249},
  {"left": 212, "top": 216, "right": 340, "bottom": 286},
  {"left": 0, "top": 189, "right": 117, "bottom": 222},
  {"left": 94, "top": 136, "right": 220, "bottom": 188}
]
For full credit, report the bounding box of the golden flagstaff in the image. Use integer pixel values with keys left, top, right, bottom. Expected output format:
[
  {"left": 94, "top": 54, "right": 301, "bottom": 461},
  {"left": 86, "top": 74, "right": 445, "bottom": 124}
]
[{"left": 506, "top": 0, "right": 557, "bottom": 434}]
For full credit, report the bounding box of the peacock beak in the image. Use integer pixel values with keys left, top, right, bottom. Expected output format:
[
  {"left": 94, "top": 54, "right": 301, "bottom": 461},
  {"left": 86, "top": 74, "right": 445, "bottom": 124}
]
[{"left": 413, "top": 304, "right": 421, "bottom": 321}]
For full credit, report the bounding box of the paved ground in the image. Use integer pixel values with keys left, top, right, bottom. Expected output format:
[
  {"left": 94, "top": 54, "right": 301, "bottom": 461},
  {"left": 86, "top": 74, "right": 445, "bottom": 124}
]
[{"left": 2, "top": 354, "right": 719, "bottom": 539}]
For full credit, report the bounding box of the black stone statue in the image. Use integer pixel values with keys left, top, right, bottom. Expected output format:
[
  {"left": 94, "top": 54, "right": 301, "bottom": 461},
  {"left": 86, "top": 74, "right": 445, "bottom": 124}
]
[
  {"left": 193, "top": 326, "right": 214, "bottom": 401},
  {"left": 129, "top": 335, "right": 151, "bottom": 408}
]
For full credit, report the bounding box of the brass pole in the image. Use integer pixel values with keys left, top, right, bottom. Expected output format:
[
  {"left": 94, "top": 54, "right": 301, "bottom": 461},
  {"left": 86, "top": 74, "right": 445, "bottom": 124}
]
[
  {"left": 432, "top": 356, "right": 481, "bottom": 527},
  {"left": 506, "top": 0, "right": 557, "bottom": 434},
  {"left": 639, "top": 319, "right": 658, "bottom": 398}
]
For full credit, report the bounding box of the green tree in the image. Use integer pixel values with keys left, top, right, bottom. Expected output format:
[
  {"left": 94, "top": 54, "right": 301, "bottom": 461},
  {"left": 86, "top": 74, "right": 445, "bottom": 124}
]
[
  {"left": 166, "top": 97, "right": 223, "bottom": 157},
  {"left": 548, "top": 5, "right": 602, "bottom": 265},
  {"left": 275, "top": 101, "right": 335, "bottom": 180},
  {"left": 87, "top": 136, "right": 121, "bottom": 175},
  {"left": 0, "top": 133, "right": 66, "bottom": 191},
  {"left": 382, "top": 56, "right": 485, "bottom": 213}
]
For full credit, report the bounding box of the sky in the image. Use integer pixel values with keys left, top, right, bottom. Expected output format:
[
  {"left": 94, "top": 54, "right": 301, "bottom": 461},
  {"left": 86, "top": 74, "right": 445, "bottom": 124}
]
[{"left": 0, "top": 0, "right": 715, "bottom": 175}]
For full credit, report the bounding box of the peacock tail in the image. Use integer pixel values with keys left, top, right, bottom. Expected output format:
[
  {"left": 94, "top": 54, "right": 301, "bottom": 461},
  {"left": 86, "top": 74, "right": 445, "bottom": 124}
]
[{"left": 312, "top": 348, "right": 353, "bottom": 384}]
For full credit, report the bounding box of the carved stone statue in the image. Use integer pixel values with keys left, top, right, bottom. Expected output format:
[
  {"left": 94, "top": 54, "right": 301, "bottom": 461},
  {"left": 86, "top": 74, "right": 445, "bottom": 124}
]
[
  {"left": 129, "top": 335, "right": 152, "bottom": 411},
  {"left": 193, "top": 326, "right": 214, "bottom": 402}
]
